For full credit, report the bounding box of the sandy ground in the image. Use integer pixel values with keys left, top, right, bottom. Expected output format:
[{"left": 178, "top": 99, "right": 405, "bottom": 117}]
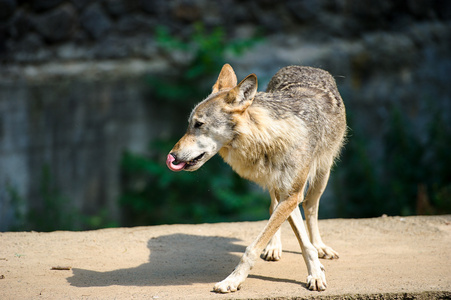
[{"left": 0, "top": 215, "right": 450, "bottom": 300}]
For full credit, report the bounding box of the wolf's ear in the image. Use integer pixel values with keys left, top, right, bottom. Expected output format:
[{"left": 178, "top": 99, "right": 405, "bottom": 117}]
[
  {"left": 212, "top": 64, "right": 238, "bottom": 93},
  {"left": 226, "top": 74, "right": 258, "bottom": 112}
]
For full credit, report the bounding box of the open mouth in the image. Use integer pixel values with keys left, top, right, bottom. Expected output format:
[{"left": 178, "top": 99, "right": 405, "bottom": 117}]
[
  {"left": 184, "top": 152, "right": 205, "bottom": 167},
  {"left": 167, "top": 152, "right": 205, "bottom": 172}
]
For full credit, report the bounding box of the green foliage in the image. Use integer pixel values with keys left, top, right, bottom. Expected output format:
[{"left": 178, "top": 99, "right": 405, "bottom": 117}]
[
  {"left": 120, "top": 140, "right": 268, "bottom": 226},
  {"left": 120, "top": 24, "right": 267, "bottom": 226},
  {"left": 5, "top": 183, "right": 27, "bottom": 230},
  {"left": 148, "top": 23, "right": 262, "bottom": 107},
  {"left": 333, "top": 112, "right": 384, "bottom": 218},
  {"left": 26, "top": 165, "right": 78, "bottom": 231},
  {"left": 8, "top": 165, "right": 118, "bottom": 232},
  {"left": 335, "top": 104, "right": 451, "bottom": 217}
]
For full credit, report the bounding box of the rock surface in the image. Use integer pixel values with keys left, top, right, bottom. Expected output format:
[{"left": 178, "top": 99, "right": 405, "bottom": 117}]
[{"left": 0, "top": 215, "right": 450, "bottom": 299}]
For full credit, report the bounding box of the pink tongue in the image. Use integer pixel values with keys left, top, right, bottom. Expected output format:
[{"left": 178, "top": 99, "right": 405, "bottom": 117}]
[{"left": 166, "top": 154, "right": 186, "bottom": 172}]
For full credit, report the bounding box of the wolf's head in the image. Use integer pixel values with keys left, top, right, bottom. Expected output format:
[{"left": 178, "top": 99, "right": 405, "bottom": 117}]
[{"left": 167, "top": 64, "right": 257, "bottom": 172}]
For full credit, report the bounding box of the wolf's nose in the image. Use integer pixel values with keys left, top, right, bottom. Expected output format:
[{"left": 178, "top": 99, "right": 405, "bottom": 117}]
[
  {"left": 166, "top": 153, "right": 186, "bottom": 172},
  {"left": 169, "top": 153, "right": 177, "bottom": 161},
  {"left": 169, "top": 153, "right": 183, "bottom": 165},
  {"left": 166, "top": 153, "right": 176, "bottom": 169}
]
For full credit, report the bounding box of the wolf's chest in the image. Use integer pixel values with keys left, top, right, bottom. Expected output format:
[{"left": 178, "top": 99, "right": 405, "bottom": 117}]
[{"left": 219, "top": 145, "right": 290, "bottom": 188}]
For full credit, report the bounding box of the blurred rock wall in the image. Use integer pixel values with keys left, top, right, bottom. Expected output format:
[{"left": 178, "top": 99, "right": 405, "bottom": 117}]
[{"left": 1, "top": 0, "right": 450, "bottom": 230}]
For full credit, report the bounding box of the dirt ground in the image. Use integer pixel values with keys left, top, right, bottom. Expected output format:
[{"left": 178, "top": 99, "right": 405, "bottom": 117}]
[{"left": 1, "top": 215, "right": 450, "bottom": 300}]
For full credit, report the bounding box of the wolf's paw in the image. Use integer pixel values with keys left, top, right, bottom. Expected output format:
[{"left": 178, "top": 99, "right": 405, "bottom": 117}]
[
  {"left": 262, "top": 243, "right": 282, "bottom": 261},
  {"left": 314, "top": 243, "right": 339, "bottom": 259},
  {"left": 213, "top": 278, "right": 242, "bottom": 293},
  {"left": 262, "top": 234, "right": 282, "bottom": 261},
  {"left": 306, "top": 264, "right": 327, "bottom": 291}
]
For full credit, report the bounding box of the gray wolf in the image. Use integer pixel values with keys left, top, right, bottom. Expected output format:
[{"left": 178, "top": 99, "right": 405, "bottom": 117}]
[{"left": 166, "top": 64, "right": 347, "bottom": 292}]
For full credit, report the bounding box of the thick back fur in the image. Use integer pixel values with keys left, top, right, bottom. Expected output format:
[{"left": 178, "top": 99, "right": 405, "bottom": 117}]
[{"left": 219, "top": 66, "right": 346, "bottom": 195}]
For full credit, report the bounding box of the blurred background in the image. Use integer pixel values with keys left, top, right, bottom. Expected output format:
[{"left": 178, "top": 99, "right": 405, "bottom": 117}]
[{"left": 0, "top": 0, "right": 450, "bottom": 231}]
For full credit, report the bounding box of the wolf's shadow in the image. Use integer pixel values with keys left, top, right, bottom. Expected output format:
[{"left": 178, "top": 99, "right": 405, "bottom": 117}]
[{"left": 67, "top": 233, "right": 245, "bottom": 287}]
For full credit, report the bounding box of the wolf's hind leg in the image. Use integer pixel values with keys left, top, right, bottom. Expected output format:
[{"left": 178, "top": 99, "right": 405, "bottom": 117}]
[
  {"left": 288, "top": 205, "right": 327, "bottom": 291},
  {"left": 262, "top": 190, "right": 282, "bottom": 261},
  {"left": 303, "top": 168, "right": 339, "bottom": 259},
  {"left": 262, "top": 228, "right": 282, "bottom": 261}
]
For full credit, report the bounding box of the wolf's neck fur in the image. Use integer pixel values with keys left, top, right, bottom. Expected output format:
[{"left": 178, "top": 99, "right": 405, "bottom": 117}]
[{"left": 219, "top": 101, "right": 308, "bottom": 190}]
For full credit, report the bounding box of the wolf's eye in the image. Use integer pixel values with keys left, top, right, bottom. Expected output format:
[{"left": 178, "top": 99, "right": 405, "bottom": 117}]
[{"left": 194, "top": 121, "right": 204, "bottom": 129}]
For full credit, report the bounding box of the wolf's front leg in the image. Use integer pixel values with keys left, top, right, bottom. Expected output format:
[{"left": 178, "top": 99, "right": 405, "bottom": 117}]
[
  {"left": 213, "top": 198, "right": 299, "bottom": 293},
  {"left": 213, "top": 243, "right": 258, "bottom": 292}
]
